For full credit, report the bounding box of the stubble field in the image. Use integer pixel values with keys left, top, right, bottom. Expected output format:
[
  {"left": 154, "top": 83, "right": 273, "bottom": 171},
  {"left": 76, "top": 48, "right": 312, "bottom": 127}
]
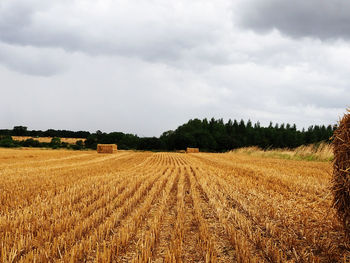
[{"left": 0, "top": 148, "right": 348, "bottom": 262}]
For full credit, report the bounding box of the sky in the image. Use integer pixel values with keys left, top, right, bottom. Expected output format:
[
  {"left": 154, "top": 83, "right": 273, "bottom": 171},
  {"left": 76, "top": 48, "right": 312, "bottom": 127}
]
[{"left": 1, "top": 0, "right": 349, "bottom": 136}]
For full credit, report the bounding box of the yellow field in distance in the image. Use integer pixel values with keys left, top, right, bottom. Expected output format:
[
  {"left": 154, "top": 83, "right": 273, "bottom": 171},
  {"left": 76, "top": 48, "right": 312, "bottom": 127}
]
[
  {"left": 11, "top": 136, "right": 85, "bottom": 144},
  {"left": 0, "top": 148, "right": 346, "bottom": 262}
]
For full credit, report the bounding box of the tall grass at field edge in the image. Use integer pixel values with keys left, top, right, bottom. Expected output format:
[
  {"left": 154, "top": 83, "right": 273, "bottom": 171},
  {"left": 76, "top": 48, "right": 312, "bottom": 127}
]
[{"left": 232, "top": 142, "right": 333, "bottom": 162}]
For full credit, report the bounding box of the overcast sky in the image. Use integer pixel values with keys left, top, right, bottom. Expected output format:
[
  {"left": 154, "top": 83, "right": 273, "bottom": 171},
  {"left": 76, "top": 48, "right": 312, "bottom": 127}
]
[{"left": 1, "top": 0, "right": 349, "bottom": 136}]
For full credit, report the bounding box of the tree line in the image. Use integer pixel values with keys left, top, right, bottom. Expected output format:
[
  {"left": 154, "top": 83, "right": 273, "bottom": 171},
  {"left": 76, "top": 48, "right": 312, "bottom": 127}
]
[
  {"left": 0, "top": 136, "right": 85, "bottom": 150},
  {"left": 0, "top": 126, "right": 90, "bottom": 138},
  {"left": 0, "top": 119, "right": 336, "bottom": 151}
]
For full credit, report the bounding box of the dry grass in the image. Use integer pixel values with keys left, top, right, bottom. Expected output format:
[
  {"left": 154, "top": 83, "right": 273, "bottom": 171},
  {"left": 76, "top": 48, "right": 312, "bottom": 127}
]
[
  {"left": 12, "top": 136, "right": 85, "bottom": 144},
  {"left": 233, "top": 142, "right": 333, "bottom": 162},
  {"left": 0, "top": 148, "right": 348, "bottom": 262}
]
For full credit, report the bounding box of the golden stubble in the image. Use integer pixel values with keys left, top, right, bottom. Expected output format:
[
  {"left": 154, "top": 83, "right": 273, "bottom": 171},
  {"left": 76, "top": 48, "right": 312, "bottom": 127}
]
[{"left": 0, "top": 148, "right": 347, "bottom": 262}]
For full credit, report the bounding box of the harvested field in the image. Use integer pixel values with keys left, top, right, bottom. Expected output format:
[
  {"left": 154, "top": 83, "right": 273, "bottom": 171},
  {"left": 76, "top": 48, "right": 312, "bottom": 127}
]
[
  {"left": 11, "top": 136, "right": 85, "bottom": 144},
  {"left": 0, "top": 148, "right": 348, "bottom": 262}
]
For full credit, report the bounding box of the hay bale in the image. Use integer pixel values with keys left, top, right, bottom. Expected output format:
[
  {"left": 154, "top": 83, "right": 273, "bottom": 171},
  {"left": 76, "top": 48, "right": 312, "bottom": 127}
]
[
  {"left": 97, "top": 144, "right": 117, "bottom": 154},
  {"left": 333, "top": 110, "right": 350, "bottom": 237},
  {"left": 186, "top": 147, "right": 199, "bottom": 153}
]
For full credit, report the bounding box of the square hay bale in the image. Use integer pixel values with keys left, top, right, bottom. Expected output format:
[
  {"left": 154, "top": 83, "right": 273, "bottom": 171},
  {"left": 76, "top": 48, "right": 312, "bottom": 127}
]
[
  {"left": 333, "top": 109, "right": 350, "bottom": 237},
  {"left": 97, "top": 144, "right": 117, "bottom": 154},
  {"left": 186, "top": 147, "right": 199, "bottom": 153}
]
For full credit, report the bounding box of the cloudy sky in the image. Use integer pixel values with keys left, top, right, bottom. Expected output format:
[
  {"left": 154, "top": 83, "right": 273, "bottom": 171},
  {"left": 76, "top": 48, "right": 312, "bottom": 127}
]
[{"left": 1, "top": 0, "right": 349, "bottom": 136}]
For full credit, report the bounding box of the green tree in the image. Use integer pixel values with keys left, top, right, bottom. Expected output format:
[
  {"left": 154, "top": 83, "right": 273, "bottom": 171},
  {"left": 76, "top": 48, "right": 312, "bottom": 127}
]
[
  {"left": 50, "top": 137, "right": 61, "bottom": 149},
  {"left": 13, "top": 126, "right": 28, "bottom": 136}
]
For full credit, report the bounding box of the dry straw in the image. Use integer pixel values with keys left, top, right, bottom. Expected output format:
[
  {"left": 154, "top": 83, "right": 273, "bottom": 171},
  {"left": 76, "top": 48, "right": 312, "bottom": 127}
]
[
  {"left": 97, "top": 144, "right": 118, "bottom": 153},
  {"left": 333, "top": 109, "right": 350, "bottom": 237},
  {"left": 186, "top": 147, "right": 199, "bottom": 153}
]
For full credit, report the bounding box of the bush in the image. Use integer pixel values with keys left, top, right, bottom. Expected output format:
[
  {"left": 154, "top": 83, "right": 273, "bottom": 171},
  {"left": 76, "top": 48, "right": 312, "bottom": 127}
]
[
  {"left": 0, "top": 136, "right": 18, "bottom": 148},
  {"left": 22, "top": 138, "right": 40, "bottom": 147},
  {"left": 50, "top": 137, "right": 62, "bottom": 149},
  {"left": 72, "top": 140, "right": 84, "bottom": 150}
]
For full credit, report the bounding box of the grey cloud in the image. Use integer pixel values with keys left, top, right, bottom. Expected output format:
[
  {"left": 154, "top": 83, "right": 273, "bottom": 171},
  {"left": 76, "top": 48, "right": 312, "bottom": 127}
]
[
  {"left": 236, "top": 0, "right": 350, "bottom": 40},
  {"left": 0, "top": 52, "right": 344, "bottom": 135},
  {"left": 0, "top": 42, "right": 67, "bottom": 76},
  {"left": 0, "top": 0, "right": 50, "bottom": 44},
  {"left": 0, "top": 0, "right": 347, "bottom": 135},
  {"left": 202, "top": 61, "right": 350, "bottom": 118},
  {"left": 0, "top": 0, "right": 225, "bottom": 65}
]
